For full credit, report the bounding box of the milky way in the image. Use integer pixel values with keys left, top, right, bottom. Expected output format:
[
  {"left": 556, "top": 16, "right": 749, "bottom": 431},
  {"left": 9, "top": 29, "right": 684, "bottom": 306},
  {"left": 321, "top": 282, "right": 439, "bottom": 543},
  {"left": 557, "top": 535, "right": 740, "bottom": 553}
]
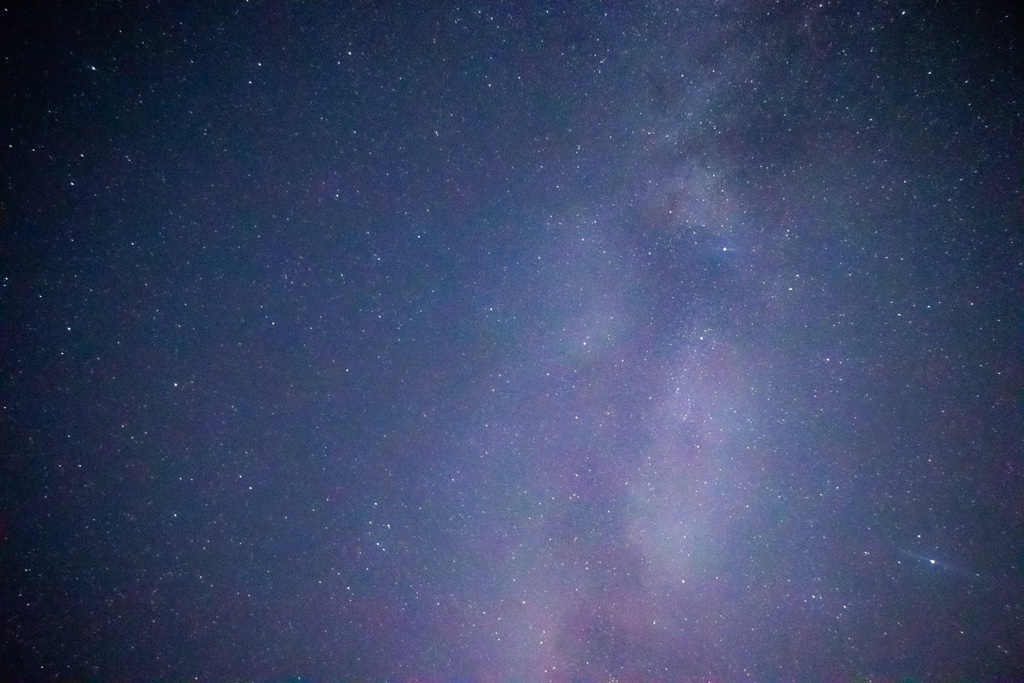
[{"left": 3, "top": 2, "right": 1022, "bottom": 681}]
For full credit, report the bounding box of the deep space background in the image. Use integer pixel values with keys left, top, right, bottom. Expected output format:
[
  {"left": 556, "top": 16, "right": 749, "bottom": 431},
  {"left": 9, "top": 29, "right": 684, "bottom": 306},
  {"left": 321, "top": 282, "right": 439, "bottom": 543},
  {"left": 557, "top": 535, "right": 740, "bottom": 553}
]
[{"left": 2, "top": 2, "right": 1022, "bottom": 681}]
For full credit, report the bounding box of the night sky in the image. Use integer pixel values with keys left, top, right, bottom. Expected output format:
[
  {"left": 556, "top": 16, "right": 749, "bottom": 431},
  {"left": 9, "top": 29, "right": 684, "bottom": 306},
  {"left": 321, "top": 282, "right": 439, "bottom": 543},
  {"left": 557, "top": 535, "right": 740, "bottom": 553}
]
[{"left": 2, "top": 2, "right": 1023, "bottom": 681}]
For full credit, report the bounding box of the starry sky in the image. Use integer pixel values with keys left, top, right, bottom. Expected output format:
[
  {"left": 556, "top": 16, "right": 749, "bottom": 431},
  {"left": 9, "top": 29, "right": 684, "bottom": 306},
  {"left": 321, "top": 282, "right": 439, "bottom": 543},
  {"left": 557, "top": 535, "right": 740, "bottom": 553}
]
[{"left": 2, "top": 2, "right": 1022, "bottom": 681}]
